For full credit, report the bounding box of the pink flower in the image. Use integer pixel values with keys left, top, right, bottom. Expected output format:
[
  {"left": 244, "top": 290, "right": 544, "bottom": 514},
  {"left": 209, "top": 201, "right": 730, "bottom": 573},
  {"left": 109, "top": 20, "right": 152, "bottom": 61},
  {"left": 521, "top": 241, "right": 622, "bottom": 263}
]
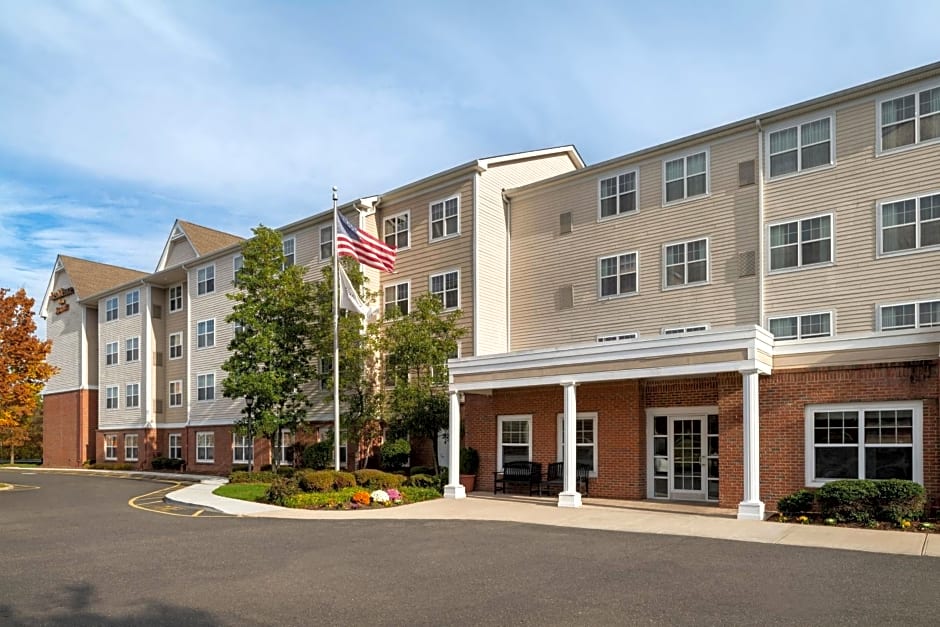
[{"left": 387, "top": 488, "right": 401, "bottom": 501}]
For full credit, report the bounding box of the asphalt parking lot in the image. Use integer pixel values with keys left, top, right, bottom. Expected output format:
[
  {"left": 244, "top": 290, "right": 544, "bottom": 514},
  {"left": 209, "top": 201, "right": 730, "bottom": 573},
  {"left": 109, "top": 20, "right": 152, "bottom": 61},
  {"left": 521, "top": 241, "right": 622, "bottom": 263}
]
[{"left": 2, "top": 469, "right": 939, "bottom": 626}]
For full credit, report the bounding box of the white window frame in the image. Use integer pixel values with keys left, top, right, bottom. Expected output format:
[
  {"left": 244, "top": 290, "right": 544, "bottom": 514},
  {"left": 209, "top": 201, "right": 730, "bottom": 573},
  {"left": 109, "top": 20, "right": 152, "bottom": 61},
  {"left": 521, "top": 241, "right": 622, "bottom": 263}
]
[
  {"left": 105, "top": 386, "right": 119, "bottom": 410},
  {"left": 197, "top": 373, "right": 215, "bottom": 402},
  {"left": 105, "top": 297, "right": 119, "bottom": 322},
  {"left": 384, "top": 210, "right": 410, "bottom": 250},
  {"left": 596, "top": 332, "right": 638, "bottom": 343},
  {"left": 878, "top": 299, "right": 940, "bottom": 331},
  {"left": 598, "top": 169, "right": 639, "bottom": 220},
  {"left": 233, "top": 255, "right": 243, "bottom": 281},
  {"left": 168, "top": 332, "right": 183, "bottom": 360},
  {"left": 278, "top": 429, "right": 295, "bottom": 465},
  {"left": 767, "top": 213, "right": 834, "bottom": 273},
  {"left": 125, "top": 383, "right": 140, "bottom": 409},
  {"left": 876, "top": 191, "right": 940, "bottom": 257},
  {"left": 804, "top": 401, "right": 923, "bottom": 487},
  {"left": 767, "top": 311, "right": 834, "bottom": 341},
  {"left": 124, "top": 434, "right": 139, "bottom": 461},
  {"left": 766, "top": 114, "right": 835, "bottom": 179},
  {"left": 662, "top": 148, "right": 709, "bottom": 205},
  {"left": 125, "top": 336, "right": 140, "bottom": 363},
  {"left": 429, "top": 195, "right": 460, "bottom": 242},
  {"left": 497, "top": 415, "right": 532, "bottom": 470},
  {"left": 429, "top": 269, "right": 459, "bottom": 310},
  {"left": 282, "top": 237, "right": 295, "bottom": 268},
  {"left": 597, "top": 251, "right": 638, "bottom": 299},
  {"left": 556, "top": 412, "right": 598, "bottom": 477},
  {"left": 104, "top": 434, "right": 117, "bottom": 460},
  {"left": 105, "top": 341, "right": 118, "bottom": 366},
  {"left": 319, "top": 225, "right": 333, "bottom": 261},
  {"left": 197, "top": 264, "right": 215, "bottom": 296},
  {"left": 196, "top": 319, "right": 215, "bottom": 349},
  {"left": 125, "top": 290, "right": 140, "bottom": 316},
  {"left": 168, "top": 380, "right": 183, "bottom": 407},
  {"left": 168, "top": 284, "right": 183, "bottom": 312},
  {"left": 196, "top": 431, "right": 215, "bottom": 463},
  {"left": 168, "top": 433, "right": 182, "bottom": 459},
  {"left": 384, "top": 281, "right": 410, "bottom": 316},
  {"left": 233, "top": 433, "right": 253, "bottom": 464},
  {"left": 662, "top": 237, "right": 709, "bottom": 289},
  {"left": 877, "top": 81, "right": 940, "bottom": 154},
  {"left": 661, "top": 324, "right": 709, "bottom": 336}
]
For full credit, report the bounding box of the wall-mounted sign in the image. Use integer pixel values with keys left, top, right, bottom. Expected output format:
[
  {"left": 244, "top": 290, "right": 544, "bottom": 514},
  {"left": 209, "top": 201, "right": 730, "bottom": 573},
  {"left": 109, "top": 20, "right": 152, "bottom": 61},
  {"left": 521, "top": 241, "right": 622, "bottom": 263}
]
[{"left": 52, "top": 286, "right": 75, "bottom": 315}]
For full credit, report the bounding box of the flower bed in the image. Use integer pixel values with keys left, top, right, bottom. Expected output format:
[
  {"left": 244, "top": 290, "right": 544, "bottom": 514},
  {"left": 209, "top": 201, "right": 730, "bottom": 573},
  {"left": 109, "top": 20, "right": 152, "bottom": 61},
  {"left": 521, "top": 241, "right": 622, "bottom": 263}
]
[
  {"left": 770, "top": 513, "right": 938, "bottom": 533},
  {"left": 285, "top": 486, "right": 440, "bottom": 510}
]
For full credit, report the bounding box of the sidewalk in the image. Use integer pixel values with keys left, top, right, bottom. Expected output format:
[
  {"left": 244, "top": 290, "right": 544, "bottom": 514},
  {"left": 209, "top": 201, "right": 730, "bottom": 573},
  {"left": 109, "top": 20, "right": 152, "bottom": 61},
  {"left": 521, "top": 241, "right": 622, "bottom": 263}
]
[{"left": 167, "top": 482, "right": 940, "bottom": 559}]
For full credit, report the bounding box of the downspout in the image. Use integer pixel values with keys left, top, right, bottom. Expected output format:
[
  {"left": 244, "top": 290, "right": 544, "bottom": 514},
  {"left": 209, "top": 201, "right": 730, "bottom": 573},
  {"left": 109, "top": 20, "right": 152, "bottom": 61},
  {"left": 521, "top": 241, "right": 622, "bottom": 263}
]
[
  {"left": 502, "top": 190, "right": 512, "bottom": 352},
  {"left": 182, "top": 264, "right": 191, "bottom": 468},
  {"left": 756, "top": 119, "right": 766, "bottom": 327},
  {"left": 472, "top": 171, "right": 480, "bottom": 356}
]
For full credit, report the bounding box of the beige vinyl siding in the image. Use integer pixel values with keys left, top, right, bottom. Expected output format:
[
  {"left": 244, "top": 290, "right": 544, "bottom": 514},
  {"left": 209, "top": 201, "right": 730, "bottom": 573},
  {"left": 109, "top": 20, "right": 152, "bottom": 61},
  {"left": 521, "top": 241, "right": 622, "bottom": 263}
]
[
  {"left": 763, "top": 97, "right": 940, "bottom": 334},
  {"left": 509, "top": 132, "right": 760, "bottom": 350},
  {"left": 85, "top": 306, "right": 98, "bottom": 387},
  {"left": 166, "top": 238, "right": 197, "bottom": 267},
  {"left": 44, "top": 270, "right": 83, "bottom": 393},
  {"left": 377, "top": 178, "right": 475, "bottom": 356},
  {"left": 163, "top": 281, "right": 187, "bottom": 425},
  {"left": 150, "top": 287, "right": 166, "bottom": 424},
  {"left": 476, "top": 154, "right": 580, "bottom": 355},
  {"left": 97, "top": 287, "right": 148, "bottom": 428}
]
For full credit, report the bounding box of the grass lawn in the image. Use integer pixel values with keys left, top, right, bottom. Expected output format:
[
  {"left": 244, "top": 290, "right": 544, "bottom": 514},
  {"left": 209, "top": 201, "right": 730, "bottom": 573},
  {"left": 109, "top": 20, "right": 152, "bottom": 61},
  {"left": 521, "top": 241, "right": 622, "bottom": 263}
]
[{"left": 214, "top": 482, "right": 269, "bottom": 502}]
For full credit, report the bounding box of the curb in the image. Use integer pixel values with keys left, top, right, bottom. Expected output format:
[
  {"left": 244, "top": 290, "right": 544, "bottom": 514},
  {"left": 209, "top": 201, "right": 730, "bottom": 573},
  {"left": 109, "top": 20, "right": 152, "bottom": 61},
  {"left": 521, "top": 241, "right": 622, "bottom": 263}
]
[{"left": 0, "top": 465, "right": 228, "bottom": 484}]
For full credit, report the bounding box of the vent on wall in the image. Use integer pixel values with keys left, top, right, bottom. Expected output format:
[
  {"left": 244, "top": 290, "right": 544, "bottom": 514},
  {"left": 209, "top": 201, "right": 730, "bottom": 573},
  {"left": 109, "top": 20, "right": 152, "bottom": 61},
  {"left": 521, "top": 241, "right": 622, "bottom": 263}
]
[
  {"left": 154, "top": 352, "right": 164, "bottom": 367},
  {"left": 556, "top": 285, "right": 574, "bottom": 310},
  {"left": 155, "top": 400, "right": 164, "bottom": 414},
  {"left": 738, "top": 160, "right": 756, "bottom": 187},
  {"left": 560, "top": 211, "right": 573, "bottom": 235},
  {"left": 152, "top": 305, "right": 162, "bottom": 319},
  {"left": 738, "top": 251, "right": 757, "bottom": 277}
]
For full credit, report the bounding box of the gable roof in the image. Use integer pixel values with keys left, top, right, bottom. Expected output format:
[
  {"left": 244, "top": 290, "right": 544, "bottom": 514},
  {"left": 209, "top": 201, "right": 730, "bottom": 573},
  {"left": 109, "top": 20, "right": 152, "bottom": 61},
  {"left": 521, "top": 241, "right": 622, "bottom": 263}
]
[
  {"left": 40, "top": 255, "right": 149, "bottom": 315},
  {"left": 155, "top": 219, "right": 244, "bottom": 271}
]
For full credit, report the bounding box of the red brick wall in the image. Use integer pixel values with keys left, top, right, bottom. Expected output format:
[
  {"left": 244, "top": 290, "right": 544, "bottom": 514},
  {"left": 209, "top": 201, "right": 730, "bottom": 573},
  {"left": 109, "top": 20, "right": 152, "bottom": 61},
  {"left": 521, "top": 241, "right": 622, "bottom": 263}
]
[
  {"left": 42, "top": 389, "right": 97, "bottom": 468},
  {"left": 93, "top": 428, "right": 157, "bottom": 469}
]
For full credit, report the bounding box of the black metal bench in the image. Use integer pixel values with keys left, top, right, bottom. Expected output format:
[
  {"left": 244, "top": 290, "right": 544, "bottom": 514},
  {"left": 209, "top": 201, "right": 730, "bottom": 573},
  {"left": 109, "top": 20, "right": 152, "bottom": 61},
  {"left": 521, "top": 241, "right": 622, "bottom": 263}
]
[
  {"left": 493, "top": 461, "right": 543, "bottom": 495},
  {"left": 542, "top": 461, "right": 590, "bottom": 496}
]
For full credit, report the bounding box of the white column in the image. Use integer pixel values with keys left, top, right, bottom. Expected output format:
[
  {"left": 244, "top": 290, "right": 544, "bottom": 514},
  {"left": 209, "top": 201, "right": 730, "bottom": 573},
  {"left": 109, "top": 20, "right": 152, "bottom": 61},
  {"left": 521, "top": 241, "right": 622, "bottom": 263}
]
[
  {"left": 443, "top": 390, "right": 466, "bottom": 499},
  {"left": 558, "top": 381, "right": 582, "bottom": 508},
  {"left": 737, "top": 369, "right": 765, "bottom": 520}
]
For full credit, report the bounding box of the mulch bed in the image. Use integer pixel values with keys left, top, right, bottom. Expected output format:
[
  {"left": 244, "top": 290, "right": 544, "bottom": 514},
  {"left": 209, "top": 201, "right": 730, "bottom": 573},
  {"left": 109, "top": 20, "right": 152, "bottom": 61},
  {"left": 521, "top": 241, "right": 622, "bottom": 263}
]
[{"left": 768, "top": 513, "right": 939, "bottom": 533}]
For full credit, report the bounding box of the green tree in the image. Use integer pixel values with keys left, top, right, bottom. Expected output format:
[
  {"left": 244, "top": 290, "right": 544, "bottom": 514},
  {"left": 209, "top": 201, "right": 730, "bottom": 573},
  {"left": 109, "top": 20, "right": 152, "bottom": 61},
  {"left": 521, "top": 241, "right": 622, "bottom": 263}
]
[
  {"left": 222, "top": 226, "right": 317, "bottom": 473},
  {"left": 381, "top": 292, "right": 465, "bottom": 474},
  {"left": 309, "top": 258, "right": 383, "bottom": 470}
]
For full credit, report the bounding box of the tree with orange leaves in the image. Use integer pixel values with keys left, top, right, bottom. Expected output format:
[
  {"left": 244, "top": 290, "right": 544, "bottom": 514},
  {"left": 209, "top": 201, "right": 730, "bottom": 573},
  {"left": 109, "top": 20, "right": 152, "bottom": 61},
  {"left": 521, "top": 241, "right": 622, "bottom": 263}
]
[{"left": 0, "top": 288, "right": 57, "bottom": 463}]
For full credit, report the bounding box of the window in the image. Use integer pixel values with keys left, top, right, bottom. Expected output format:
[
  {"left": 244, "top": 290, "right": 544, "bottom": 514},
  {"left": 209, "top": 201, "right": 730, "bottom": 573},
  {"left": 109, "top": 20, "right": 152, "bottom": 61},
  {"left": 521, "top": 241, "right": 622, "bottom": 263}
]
[
  {"left": 282, "top": 237, "right": 295, "bottom": 267},
  {"left": 879, "top": 193, "right": 940, "bottom": 254},
  {"left": 768, "top": 312, "right": 832, "bottom": 340},
  {"left": 664, "top": 239, "right": 708, "bottom": 287},
  {"left": 598, "top": 252, "right": 638, "bottom": 298},
  {"left": 279, "top": 430, "right": 295, "bottom": 464},
  {"left": 430, "top": 196, "right": 459, "bottom": 240},
  {"left": 168, "top": 433, "right": 182, "bottom": 459},
  {"left": 664, "top": 151, "right": 707, "bottom": 203},
  {"left": 556, "top": 413, "right": 598, "bottom": 476},
  {"left": 105, "top": 386, "right": 118, "bottom": 410},
  {"left": 384, "top": 211, "right": 410, "bottom": 249},
  {"left": 168, "top": 285, "right": 183, "bottom": 312},
  {"left": 105, "top": 342, "right": 118, "bottom": 366},
  {"left": 430, "top": 270, "right": 459, "bottom": 309},
  {"left": 880, "top": 86, "right": 940, "bottom": 151},
  {"left": 769, "top": 215, "right": 832, "bottom": 270},
  {"left": 318, "top": 427, "right": 347, "bottom": 467},
  {"left": 806, "top": 402, "right": 922, "bottom": 485},
  {"left": 498, "top": 416, "right": 532, "bottom": 468},
  {"left": 197, "top": 373, "right": 215, "bottom": 401},
  {"left": 104, "top": 434, "right": 117, "bottom": 460},
  {"left": 197, "top": 265, "right": 215, "bottom": 295},
  {"left": 319, "top": 356, "right": 331, "bottom": 391},
  {"left": 384, "top": 282, "right": 409, "bottom": 316},
  {"left": 169, "top": 332, "right": 182, "bottom": 359},
  {"left": 596, "top": 332, "right": 638, "bottom": 343},
  {"left": 233, "top": 320, "right": 245, "bottom": 337},
  {"left": 125, "top": 434, "right": 139, "bottom": 461},
  {"left": 233, "top": 434, "right": 253, "bottom": 464},
  {"left": 106, "top": 297, "right": 118, "bottom": 322},
  {"left": 125, "top": 290, "right": 140, "bottom": 316},
  {"left": 197, "top": 319, "right": 215, "bottom": 349},
  {"left": 196, "top": 432, "right": 214, "bottom": 463},
  {"left": 320, "top": 225, "right": 333, "bottom": 260},
  {"left": 125, "top": 383, "right": 139, "bottom": 408},
  {"left": 880, "top": 299, "right": 940, "bottom": 331},
  {"left": 125, "top": 337, "right": 140, "bottom": 362},
  {"left": 233, "top": 255, "right": 243, "bottom": 281},
  {"left": 168, "top": 380, "right": 182, "bottom": 407},
  {"left": 599, "top": 171, "right": 637, "bottom": 218},
  {"left": 662, "top": 325, "right": 708, "bottom": 335},
  {"left": 768, "top": 117, "right": 832, "bottom": 177}
]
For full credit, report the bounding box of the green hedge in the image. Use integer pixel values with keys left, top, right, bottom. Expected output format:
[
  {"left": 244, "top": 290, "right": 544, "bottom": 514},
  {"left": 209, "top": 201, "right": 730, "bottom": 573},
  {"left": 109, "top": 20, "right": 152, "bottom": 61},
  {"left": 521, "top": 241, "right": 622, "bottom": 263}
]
[
  {"left": 151, "top": 456, "right": 184, "bottom": 471},
  {"left": 229, "top": 471, "right": 280, "bottom": 484},
  {"left": 295, "top": 469, "right": 357, "bottom": 492},
  {"left": 777, "top": 489, "right": 816, "bottom": 516},
  {"left": 353, "top": 469, "right": 405, "bottom": 490},
  {"left": 875, "top": 479, "right": 926, "bottom": 523},
  {"left": 815, "top": 479, "right": 926, "bottom": 523}
]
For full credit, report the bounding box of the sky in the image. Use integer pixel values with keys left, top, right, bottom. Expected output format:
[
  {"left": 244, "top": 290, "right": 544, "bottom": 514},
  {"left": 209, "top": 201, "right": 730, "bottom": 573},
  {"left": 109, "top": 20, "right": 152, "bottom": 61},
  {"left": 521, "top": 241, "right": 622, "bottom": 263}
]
[{"left": 1, "top": 0, "right": 938, "bottom": 336}]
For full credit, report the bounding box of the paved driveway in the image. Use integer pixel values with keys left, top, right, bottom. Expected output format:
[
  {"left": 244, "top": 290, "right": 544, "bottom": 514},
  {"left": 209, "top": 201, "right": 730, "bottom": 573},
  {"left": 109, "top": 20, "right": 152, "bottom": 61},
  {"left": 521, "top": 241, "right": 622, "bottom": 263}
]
[{"left": 1, "top": 469, "right": 938, "bottom": 626}]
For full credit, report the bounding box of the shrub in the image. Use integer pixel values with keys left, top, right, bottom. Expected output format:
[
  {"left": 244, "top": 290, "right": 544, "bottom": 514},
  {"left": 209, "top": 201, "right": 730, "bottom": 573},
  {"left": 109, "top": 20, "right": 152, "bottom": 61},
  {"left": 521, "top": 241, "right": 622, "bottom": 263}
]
[
  {"left": 381, "top": 439, "right": 411, "bottom": 471},
  {"left": 400, "top": 486, "right": 441, "bottom": 503},
  {"left": 265, "top": 477, "right": 299, "bottom": 506},
  {"left": 301, "top": 441, "right": 333, "bottom": 470},
  {"left": 151, "top": 457, "right": 184, "bottom": 471},
  {"left": 333, "top": 471, "right": 357, "bottom": 489},
  {"left": 875, "top": 479, "right": 926, "bottom": 523},
  {"left": 816, "top": 479, "right": 880, "bottom": 523},
  {"left": 405, "top": 473, "right": 438, "bottom": 489},
  {"left": 460, "top": 447, "right": 479, "bottom": 475},
  {"left": 777, "top": 489, "right": 816, "bottom": 516},
  {"left": 87, "top": 463, "right": 135, "bottom": 471},
  {"left": 287, "top": 487, "right": 360, "bottom": 509},
  {"left": 259, "top": 464, "right": 295, "bottom": 476},
  {"left": 354, "top": 469, "right": 404, "bottom": 490},
  {"left": 229, "top": 470, "right": 278, "bottom": 484},
  {"left": 409, "top": 466, "right": 434, "bottom": 476},
  {"left": 295, "top": 469, "right": 360, "bottom": 492}
]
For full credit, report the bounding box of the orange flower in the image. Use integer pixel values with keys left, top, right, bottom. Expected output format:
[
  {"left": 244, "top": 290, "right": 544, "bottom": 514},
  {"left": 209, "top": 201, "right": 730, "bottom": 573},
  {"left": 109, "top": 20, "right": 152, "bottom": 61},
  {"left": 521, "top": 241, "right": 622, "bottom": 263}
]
[{"left": 352, "top": 490, "right": 371, "bottom": 506}]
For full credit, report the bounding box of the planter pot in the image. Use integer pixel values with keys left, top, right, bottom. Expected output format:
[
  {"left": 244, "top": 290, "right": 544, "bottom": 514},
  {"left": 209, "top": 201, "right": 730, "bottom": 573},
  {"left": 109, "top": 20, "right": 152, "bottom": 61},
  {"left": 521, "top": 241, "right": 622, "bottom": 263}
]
[{"left": 459, "top": 474, "right": 476, "bottom": 493}]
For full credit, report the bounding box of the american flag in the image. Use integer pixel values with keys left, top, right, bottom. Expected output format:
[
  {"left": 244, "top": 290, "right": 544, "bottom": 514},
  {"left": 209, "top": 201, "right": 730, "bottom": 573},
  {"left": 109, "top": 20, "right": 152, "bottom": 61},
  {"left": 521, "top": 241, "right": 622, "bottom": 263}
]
[{"left": 336, "top": 213, "right": 396, "bottom": 273}]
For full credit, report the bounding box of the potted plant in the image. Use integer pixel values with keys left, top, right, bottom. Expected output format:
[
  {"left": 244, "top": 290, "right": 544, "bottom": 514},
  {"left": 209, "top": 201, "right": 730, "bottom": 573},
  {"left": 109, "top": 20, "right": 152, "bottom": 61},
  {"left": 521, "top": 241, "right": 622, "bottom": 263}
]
[{"left": 459, "top": 446, "right": 479, "bottom": 492}]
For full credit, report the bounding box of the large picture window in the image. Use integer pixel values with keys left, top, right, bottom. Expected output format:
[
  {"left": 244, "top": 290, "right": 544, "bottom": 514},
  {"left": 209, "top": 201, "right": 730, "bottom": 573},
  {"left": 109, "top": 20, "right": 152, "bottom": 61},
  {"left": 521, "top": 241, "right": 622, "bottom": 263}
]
[{"left": 497, "top": 415, "right": 532, "bottom": 468}]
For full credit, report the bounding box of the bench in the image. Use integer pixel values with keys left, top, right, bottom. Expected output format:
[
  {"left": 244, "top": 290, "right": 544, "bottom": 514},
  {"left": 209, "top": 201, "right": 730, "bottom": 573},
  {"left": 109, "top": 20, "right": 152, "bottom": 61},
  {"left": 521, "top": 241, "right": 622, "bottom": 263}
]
[
  {"left": 542, "top": 461, "right": 590, "bottom": 496},
  {"left": 493, "top": 461, "right": 543, "bottom": 495}
]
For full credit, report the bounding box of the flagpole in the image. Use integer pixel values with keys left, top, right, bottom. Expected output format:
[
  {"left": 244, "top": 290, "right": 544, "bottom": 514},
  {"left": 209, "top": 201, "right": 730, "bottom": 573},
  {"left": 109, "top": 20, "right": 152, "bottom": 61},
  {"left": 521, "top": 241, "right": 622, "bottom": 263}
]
[{"left": 332, "top": 186, "right": 341, "bottom": 471}]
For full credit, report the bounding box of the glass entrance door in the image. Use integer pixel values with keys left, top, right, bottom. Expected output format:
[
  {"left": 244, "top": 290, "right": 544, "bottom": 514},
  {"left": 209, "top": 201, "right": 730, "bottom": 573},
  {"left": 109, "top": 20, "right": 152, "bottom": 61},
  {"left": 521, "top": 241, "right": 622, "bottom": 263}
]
[
  {"left": 671, "top": 418, "right": 705, "bottom": 499},
  {"left": 650, "top": 413, "right": 719, "bottom": 502}
]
